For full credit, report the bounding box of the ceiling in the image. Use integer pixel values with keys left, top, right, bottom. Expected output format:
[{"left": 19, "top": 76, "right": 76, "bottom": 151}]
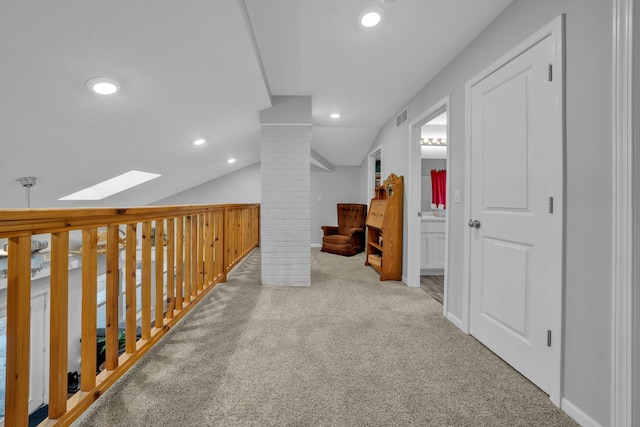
[{"left": 0, "top": 0, "right": 513, "bottom": 208}]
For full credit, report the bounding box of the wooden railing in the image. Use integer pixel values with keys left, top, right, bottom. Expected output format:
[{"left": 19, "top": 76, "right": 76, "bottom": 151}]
[{"left": 0, "top": 204, "right": 260, "bottom": 426}]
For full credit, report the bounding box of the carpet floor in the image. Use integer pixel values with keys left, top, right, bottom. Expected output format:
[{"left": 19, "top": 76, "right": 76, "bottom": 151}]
[{"left": 73, "top": 248, "right": 576, "bottom": 427}]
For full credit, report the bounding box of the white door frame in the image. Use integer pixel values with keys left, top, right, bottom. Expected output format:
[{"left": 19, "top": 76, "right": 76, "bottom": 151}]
[
  {"left": 612, "top": 0, "right": 635, "bottom": 425},
  {"left": 367, "top": 146, "right": 382, "bottom": 203},
  {"left": 407, "top": 96, "right": 450, "bottom": 300},
  {"left": 462, "top": 16, "right": 565, "bottom": 406},
  {"left": 28, "top": 288, "right": 49, "bottom": 414}
]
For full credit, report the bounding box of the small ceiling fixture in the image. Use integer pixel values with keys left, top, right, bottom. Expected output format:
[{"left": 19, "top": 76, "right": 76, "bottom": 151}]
[
  {"left": 359, "top": 8, "right": 383, "bottom": 28},
  {"left": 86, "top": 77, "right": 120, "bottom": 95},
  {"left": 17, "top": 176, "right": 37, "bottom": 208},
  {"left": 330, "top": 113, "right": 341, "bottom": 119},
  {"left": 227, "top": 158, "right": 236, "bottom": 164},
  {"left": 192, "top": 138, "right": 206, "bottom": 146},
  {"left": 0, "top": 177, "right": 48, "bottom": 278}
]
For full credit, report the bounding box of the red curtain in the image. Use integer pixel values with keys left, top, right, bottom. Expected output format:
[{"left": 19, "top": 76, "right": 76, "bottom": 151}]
[{"left": 430, "top": 169, "right": 446, "bottom": 208}]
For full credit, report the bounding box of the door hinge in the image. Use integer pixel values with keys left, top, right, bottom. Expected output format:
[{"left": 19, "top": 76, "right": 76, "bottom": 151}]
[
  {"left": 548, "top": 197, "right": 554, "bottom": 214},
  {"left": 547, "top": 330, "right": 552, "bottom": 347},
  {"left": 548, "top": 64, "right": 553, "bottom": 81}
]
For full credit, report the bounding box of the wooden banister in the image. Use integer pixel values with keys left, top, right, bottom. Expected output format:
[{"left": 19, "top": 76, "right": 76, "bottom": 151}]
[{"left": 0, "top": 203, "right": 259, "bottom": 426}]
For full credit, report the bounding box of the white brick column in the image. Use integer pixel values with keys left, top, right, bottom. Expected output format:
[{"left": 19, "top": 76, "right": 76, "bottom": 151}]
[{"left": 259, "top": 97, "right": 312, "bottom": 286}]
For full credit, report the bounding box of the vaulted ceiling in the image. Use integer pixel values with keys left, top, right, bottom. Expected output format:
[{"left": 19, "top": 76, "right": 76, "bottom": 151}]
[{"left": 0, "top": 0, "right": 512, "bottom": 208}]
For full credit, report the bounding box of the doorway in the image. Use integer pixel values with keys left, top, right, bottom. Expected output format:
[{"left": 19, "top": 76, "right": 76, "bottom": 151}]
[
  {"left": 407, "top": 96, "right": 450, "bottom": 315},
  {"left": 367, "top": 146, "right": 382, "bottom": 202},
  {"left": 418, "top": 112, "right": 448, "bottom": 304}
]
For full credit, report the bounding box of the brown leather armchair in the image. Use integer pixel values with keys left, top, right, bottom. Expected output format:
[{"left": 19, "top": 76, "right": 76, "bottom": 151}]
[{"left": 321, "top": 203, "right": 367, "bottom": 256}]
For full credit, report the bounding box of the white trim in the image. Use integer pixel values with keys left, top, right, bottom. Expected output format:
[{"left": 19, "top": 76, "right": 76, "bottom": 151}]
[
  {"left": 446, "top": 312, "right": 464, "bottom": 331},
  {"left": 406, "top": 96, "right": 450, "bottom": 295},
  {"left": 561, "top": 398, "right": 605, "bottom": 427},
  {"left": 463, "top": 15, "right": 565, "bottom": 405},
  {"left": 612, "top": 0, "right": 635, "bottom": 425},
  {"left": 367, "top": 145, "right": 382, "bottom": 203}
]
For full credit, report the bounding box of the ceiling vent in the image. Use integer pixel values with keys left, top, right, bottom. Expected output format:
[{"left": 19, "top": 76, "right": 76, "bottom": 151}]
[{"left": 396, "top": 107, "right": 408, "bottom": 128}]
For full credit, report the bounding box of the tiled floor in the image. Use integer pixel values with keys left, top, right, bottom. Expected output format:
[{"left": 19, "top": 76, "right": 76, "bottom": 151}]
[{"left": 420, "top": 275, "right": 444, "bottom": 304}]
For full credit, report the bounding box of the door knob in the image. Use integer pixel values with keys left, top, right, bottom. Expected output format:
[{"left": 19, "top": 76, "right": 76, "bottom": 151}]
[{"left": 468, "top": 219, "right": 481, "bottom": 229}]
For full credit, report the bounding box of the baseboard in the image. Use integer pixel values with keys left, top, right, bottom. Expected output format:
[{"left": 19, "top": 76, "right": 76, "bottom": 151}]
[
  {"left": 561, "top": 398, "right": 604, "bottom": 427},
  {"left": 421, "top": 268, "right": 444, "bottom": 276},
  {"left": 401, "top": 275, "right": 419, "bottom": 287},
  {"left": 446, "top": 312, "right": 465, "bottom": 332},
  {"left": 310, "top": 243, "right": 322, "bottom": 248},
  {"left": 226, "top": 247, "right": 258, "bottom": 279}
]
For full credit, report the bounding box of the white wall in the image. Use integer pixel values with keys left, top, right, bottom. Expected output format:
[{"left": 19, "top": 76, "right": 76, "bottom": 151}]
[
  {"left": 155, "top": 161, "right": 365, "bottom": 249},
  {"left": 363, "top": 0, "right": 613, "bottom": 424},
  {"left": 311, "top": 166, "right": 364, "bottom": 246},
  {"left": 152, "top": 162, "right": 261, "bottom": 205}
]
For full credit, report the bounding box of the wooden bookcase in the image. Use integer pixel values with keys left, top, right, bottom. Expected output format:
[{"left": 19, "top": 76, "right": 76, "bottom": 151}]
[{"left": 365, "top": 173, "right": 403, "bottom": 281}]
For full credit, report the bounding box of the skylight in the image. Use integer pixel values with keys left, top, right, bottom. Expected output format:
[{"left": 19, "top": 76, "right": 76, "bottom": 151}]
[{"left": 59, "top": 170, "right": 161, "bottom": 201}]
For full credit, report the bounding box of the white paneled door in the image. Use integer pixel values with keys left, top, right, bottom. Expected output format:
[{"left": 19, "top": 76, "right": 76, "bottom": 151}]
[{"left": 467, "top": 26, "right": 562, "bottom": 397}]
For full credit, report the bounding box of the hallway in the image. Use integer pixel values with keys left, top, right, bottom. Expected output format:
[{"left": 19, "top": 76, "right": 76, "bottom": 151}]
[{"left": 73, "top": 248, "right": 575, "bottom": 426}]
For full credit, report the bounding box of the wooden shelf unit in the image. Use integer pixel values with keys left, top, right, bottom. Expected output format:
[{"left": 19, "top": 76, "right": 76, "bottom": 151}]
[{"left": 365, "top": 174, "right": 403, "bottom": 281}]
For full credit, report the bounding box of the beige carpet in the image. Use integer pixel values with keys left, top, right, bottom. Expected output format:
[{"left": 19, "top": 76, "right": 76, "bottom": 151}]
[{"left": 73, "top": 248, "right": 576, "bottom": 426}]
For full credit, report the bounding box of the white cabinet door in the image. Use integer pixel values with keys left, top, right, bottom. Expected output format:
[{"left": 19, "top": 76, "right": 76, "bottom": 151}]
[
  {"left": 420, "top": 234, "right": 429, "bottom": 269},
  {"left": 421, "top": 230, "right": 445, "bottom": 271},
  {"left": 430, "top": 234, "right": 446, "bottom": 268}
]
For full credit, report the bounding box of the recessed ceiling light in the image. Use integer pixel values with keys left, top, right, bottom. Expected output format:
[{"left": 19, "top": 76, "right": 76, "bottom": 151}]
[
  {"left": 330, "top": 113, "right": 341, "bottom": 119},
  {"left": 227, "top": 158, "right": 236, "bottom": 164},
  {"left": 86, "top": 77, "right": 120, "bottom": 95},
  {"left": 193, "top": 138, "right": 206, "bottom": 146},
  {"left": 59, "top": 170, "right": 160, "bottom": 200},
  {"left": 359, "top": 8, "right": 382, "bottom": 28}
]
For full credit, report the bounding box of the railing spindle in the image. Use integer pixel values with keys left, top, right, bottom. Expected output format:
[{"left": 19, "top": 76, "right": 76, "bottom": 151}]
[
  {"left": 81, "top": 228, "right": 98, "bottom": 390},
  {"left": 155, "top": 219, "right": 165, "bottom": 329},
  {"left": 184, "top": 216, "right": 192, "bottom": 303},
  {"left": 105, "top": 225, "right": 120, "bottom": 371},
  {"left": 196, "top": 214, "right": 203, "bottom": 293},
  {"left": 218, "top": 210, "right": 226, "bottom": 282},
  {"left": 5, "top": 235, "right": 32, "bottom": 426},
  {"left": 205, "top": 213, "right": 213, "bottom": 286},
  {"left": 176, "top": 216, "right": 184, "bottom": 310},
  {"left": 166, "top": 218, "right": 175, "bottom": 319},
  {"left": 141, "top": 221, "right": 152, "bottom": 338},
  {"left": 125, "top": 223, "right": 137, "bottom": 354},
  {"left": 191, "top": 215, "right": 198, "bottom": 297},
  {"left": 49, "top": 231, "right": 70, "bottom": 419}
]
